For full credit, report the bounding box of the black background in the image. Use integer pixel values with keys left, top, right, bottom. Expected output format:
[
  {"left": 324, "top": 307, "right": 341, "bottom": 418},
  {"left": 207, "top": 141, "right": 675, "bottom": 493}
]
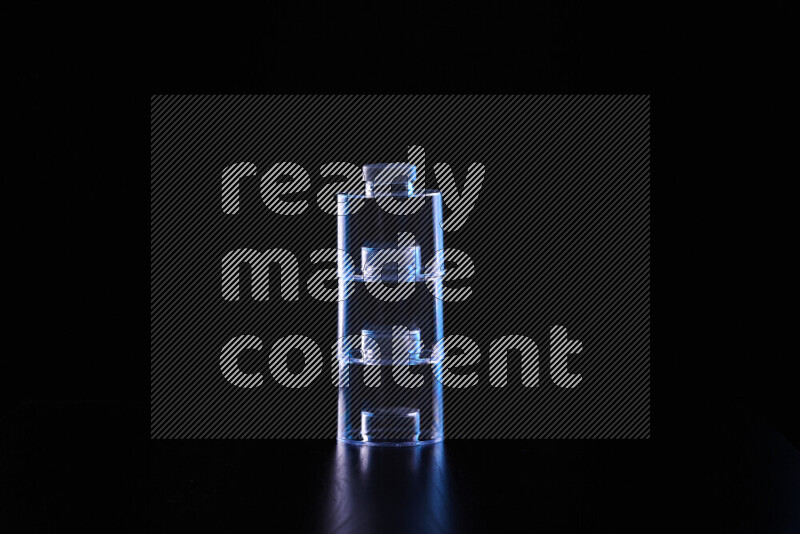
[{"left": 5, "top": 2, "right": 799, "bottom": 533}]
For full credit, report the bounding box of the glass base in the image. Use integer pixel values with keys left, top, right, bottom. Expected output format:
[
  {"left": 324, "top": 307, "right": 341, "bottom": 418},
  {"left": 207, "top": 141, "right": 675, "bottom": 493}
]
[{"left": 337, "top": 437, "right": 444, "bottom": 447}]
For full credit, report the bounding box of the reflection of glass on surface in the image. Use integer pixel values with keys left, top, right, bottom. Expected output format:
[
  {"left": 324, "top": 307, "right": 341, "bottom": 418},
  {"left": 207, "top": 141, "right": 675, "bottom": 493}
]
[{"left": 322, "top": 442, "right": 457, "bottom": 534}]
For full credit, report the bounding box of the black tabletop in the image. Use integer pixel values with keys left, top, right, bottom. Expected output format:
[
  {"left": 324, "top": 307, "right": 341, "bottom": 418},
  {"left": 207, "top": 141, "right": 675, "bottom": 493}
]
[{"left": 3, "top": 401, "right": 798, "bottom": 533}]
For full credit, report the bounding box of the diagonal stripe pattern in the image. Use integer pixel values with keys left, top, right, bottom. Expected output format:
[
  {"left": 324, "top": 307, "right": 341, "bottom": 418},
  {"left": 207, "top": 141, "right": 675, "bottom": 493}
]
[{"left": 151, "top": 95, "right": 650, "bottom": 439}]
